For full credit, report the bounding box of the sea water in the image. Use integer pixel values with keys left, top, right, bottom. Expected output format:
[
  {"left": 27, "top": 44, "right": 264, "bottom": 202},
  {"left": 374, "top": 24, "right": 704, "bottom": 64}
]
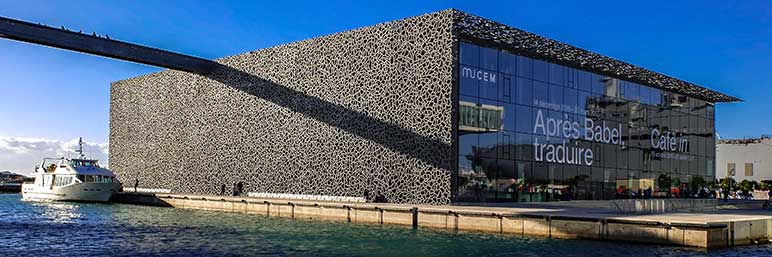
[{"left": 0, "top": 194, "right": 770, "bottom": 257}]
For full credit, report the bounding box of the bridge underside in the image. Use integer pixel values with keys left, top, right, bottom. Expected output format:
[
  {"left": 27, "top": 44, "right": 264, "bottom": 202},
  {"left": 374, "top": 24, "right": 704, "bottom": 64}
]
[{"left": 0, "top": 16, "right": 220, "bottom": 74}]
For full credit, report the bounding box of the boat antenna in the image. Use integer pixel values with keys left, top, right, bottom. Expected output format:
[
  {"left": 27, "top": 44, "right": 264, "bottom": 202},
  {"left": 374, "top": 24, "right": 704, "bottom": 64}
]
[{"left": 75, "top": 137, "right": 85, "bottom": 159}]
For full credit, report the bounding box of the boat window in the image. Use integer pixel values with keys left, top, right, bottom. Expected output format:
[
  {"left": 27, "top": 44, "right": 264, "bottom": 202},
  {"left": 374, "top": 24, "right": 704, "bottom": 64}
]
[
  {"left": 55, "top": 176, "right": 70, "bottom": 186},
  {"left": 56, "top": 176, "right": 67, "bottom": 186},
  {"left": 70, "top": 160, "right": 98, "bottom": 167},
  {"left": 76, "top": 175, "right": 85, "bottom": 182}
]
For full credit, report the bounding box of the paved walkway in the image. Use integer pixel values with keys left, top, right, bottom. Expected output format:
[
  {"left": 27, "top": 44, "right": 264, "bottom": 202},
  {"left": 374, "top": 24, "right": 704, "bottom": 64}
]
[
  {"left": 130, "top": 192, "right": 772, "bottom": 225},
  {"left": 425, "top": 201, "right": 772, "bottom": 224}
]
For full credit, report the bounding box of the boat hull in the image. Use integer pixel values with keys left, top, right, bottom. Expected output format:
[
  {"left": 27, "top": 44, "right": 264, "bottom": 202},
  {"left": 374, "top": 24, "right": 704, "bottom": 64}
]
[{"left": 22, "top": 182, "right": 121, "bottom": 202}]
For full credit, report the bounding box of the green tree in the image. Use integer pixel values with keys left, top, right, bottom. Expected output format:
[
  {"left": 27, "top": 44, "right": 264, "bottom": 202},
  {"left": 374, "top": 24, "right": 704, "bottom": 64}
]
[
  {"left": 759, "top": 182, "right": 771, "bottom": 191},
  {"left": 751, "top": 181, "right": 760, "bottom": 190},
  {"left": 707, "top": 180, "right": 717, "bottom": 191},
  {"left": 656, "top": 174, "right": 671, "bottom": 192},
  {"left": 719, "top": 177, "right": 736, "bottom": 191},
  {"left": 738, "top": 179, "right": 754, "bottom": 195},
  {"left": 671, "top": 177, "right": 681, "bottom": 188},
  {"left": 690, "top": 176, "right": 706, "bottom": 191}
]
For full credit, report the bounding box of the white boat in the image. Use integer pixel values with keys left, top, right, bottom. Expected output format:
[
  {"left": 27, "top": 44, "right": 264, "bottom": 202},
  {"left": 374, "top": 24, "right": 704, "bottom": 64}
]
[{"left": 21, "top": 138, "right": 121, "bottom": 202}]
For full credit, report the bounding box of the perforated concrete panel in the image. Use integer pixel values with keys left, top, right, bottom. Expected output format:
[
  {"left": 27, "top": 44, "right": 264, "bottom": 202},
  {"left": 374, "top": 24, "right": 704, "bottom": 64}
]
[{"left": 110, "top": 10, "right": 456, "bottom": 204}]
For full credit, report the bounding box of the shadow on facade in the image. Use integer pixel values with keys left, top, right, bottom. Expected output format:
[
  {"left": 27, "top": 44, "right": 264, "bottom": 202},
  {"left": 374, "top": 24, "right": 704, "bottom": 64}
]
[{"left": 203, "top": 64, "right": 452, "bottom": 171}]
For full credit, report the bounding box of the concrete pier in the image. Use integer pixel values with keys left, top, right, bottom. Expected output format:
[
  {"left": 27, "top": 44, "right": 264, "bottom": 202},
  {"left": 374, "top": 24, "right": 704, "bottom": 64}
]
[{"left": 113, "top": 192, "right": 772, "bottom": 249}]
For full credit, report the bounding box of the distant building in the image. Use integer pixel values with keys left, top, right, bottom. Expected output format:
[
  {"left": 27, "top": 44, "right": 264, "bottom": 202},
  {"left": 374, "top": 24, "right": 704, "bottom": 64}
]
[{"left": 716, "top": 136, "right": 772, "bottom": 182}]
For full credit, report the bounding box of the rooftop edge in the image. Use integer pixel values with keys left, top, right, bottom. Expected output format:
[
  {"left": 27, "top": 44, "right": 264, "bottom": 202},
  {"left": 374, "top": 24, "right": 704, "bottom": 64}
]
[{"left": 450, "top": 9, "right": 741, "bottom": 103}]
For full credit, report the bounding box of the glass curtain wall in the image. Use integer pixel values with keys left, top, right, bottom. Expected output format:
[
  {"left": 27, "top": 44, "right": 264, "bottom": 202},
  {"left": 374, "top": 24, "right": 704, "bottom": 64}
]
[{"left": 456, "top": 42, "right": 716, "bottom": 202}]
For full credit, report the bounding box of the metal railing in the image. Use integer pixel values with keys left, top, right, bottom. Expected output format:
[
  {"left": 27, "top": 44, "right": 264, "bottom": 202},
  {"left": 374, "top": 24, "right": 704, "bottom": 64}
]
[
  {"left": 246, "top": 192, "right": 366, "bottom": 203},
  {"left": 126, "top": 187, "right": 172, "bottom": 193},
  {"left": 609, "top": 199, "right": 717, "bottom": 214}
]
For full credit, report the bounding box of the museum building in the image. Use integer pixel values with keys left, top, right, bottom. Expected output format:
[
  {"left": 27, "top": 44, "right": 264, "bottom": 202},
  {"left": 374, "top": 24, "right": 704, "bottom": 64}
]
[{"left": 110, "top": 9, "right": 739, "bottom": 205}]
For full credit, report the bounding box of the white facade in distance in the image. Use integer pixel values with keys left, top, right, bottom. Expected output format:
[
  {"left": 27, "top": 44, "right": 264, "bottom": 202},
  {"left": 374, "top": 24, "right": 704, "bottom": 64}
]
[{"left": 716, "top": 136, "right": 772, "bottom": 182}]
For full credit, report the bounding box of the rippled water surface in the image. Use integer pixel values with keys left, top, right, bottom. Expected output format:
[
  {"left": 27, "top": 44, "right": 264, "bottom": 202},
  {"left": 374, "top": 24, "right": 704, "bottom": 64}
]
[{"left": 1, "top": 194, "right": 771, "bottom": 256}]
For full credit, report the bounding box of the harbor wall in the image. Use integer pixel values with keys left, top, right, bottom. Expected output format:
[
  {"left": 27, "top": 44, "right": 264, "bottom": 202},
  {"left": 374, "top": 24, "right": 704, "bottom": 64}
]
[
  {"left": 109, "top": 10, "right": 456, "bottom": 204},
  {"left": 114, "top": 192, "right": 772, "bottom": 249}
]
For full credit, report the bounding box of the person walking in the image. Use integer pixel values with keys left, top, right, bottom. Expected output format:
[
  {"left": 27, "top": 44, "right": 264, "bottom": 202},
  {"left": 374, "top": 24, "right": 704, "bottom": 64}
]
[
  {"left": 766, "top": 190, "right": 772, "bottom": 209},
  {"left": 133, "top": 178, "right": 139, "bottom": 192},
  {"left": 722, "top": 188, "right": 729, "bottom": 202}
]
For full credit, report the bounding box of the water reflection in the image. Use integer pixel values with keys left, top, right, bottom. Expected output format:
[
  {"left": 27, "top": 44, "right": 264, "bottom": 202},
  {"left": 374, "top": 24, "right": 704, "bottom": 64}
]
[
  {"left": 457, "top": 42, "right": 717, "bottom": 203},
  {"left": 32, "top": 201, "right": 83, "bottom": 224}
]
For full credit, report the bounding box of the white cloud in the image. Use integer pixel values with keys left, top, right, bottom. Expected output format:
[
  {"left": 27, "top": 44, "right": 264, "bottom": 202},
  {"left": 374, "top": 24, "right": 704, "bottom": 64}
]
[{"left": 0, "top": 137, "right": 108, "bottom": 176}]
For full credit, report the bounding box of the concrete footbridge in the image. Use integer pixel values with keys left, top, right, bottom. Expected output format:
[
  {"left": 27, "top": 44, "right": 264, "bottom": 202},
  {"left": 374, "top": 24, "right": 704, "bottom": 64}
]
[{"left": 0, "top": 16, "right": 219, "bottom": 74}]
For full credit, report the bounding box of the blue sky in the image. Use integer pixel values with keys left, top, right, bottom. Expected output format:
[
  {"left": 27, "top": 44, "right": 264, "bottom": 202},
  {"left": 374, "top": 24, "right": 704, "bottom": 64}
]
[{"left": 0, "top": 1, "right": 770, "bottom": 172}]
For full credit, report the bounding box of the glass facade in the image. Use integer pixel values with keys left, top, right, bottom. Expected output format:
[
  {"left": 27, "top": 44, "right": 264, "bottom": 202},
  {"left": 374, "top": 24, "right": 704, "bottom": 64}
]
[{"left": 456, "top": 42, "right": 716, "bottom": 202}]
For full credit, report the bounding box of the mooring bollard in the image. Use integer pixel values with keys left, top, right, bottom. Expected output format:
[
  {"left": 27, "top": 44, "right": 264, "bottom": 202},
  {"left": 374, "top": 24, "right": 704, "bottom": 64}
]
[{"left": 411, "top": 207, "right": 418, "bottom": 228}]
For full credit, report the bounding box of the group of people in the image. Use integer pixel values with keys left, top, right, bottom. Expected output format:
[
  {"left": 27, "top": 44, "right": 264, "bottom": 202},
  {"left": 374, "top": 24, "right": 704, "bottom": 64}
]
[
  {"left": 614, "top": 186, "right": 717, "bottom": 199},
  {"left": 464, "top": 181, "right": 577, "bottom": 202},
  {"left": 363, "top": 190, "right": 388, "bottom": 203},
  {"left": 220, "top": 182, "right": 244, "bottom": 196},
  {"left": 615, "top": 187, "right": 654, "bottom": 199},
  {"left": 719, "top": 188, "right": 760, "bottom": 201},
  {"left": 671, "top": 187, "right": 715, "bottom": 199}
]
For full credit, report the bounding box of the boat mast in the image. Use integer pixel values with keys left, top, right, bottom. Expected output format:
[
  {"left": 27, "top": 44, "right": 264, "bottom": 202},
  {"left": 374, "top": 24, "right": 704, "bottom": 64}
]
[{"left": 75, "top": 137, "right": 85, "bottom": 159}]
